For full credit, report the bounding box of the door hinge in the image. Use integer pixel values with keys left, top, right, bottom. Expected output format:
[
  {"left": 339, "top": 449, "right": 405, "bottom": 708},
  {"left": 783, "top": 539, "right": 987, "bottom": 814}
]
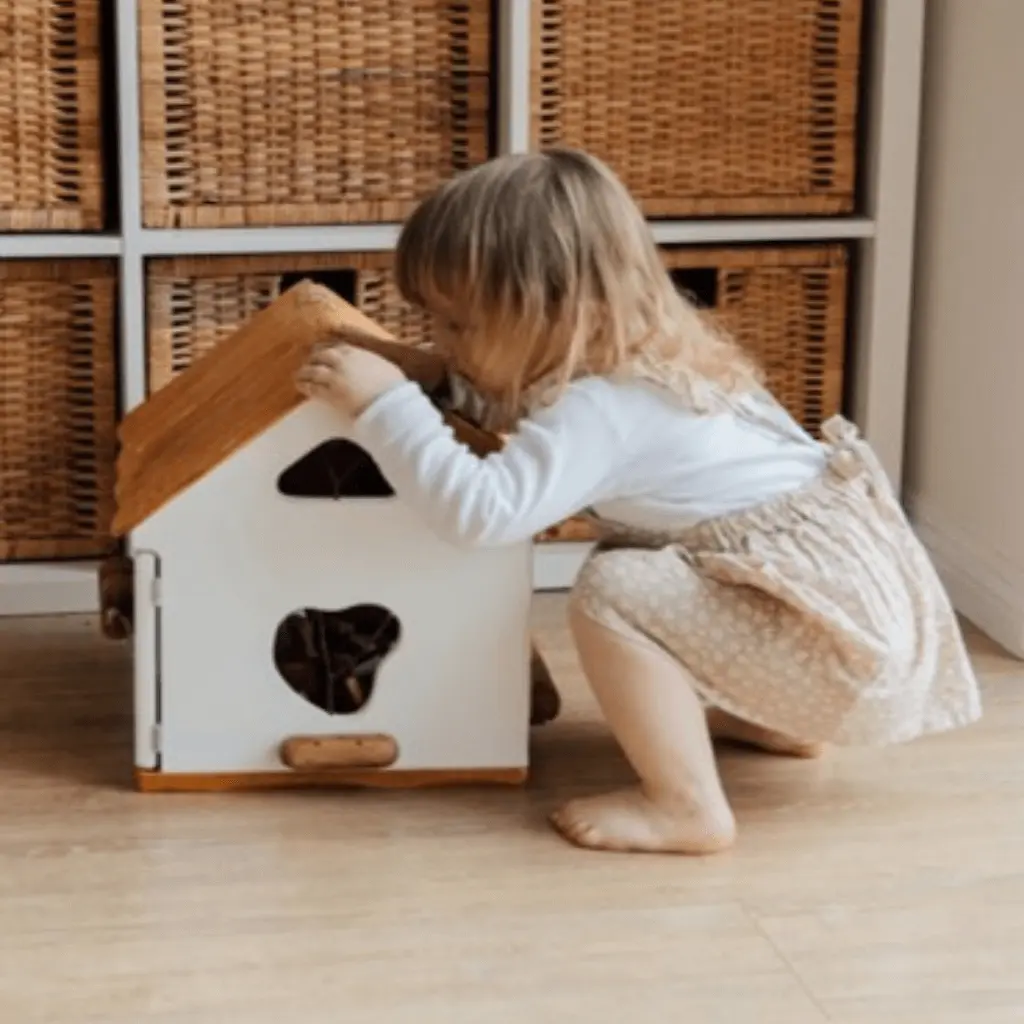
[
  {"left": 150, "top": 724, "right": 162, "bottom": 757},
  {"left": 150, "top": 577, "right": 163, "bottom": 607}
]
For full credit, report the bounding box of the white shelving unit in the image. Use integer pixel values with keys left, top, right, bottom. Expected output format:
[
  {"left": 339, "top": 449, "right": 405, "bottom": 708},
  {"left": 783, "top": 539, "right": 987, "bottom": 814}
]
[{"left": 0, "top": 0, "right": 926, "bottom": 612}]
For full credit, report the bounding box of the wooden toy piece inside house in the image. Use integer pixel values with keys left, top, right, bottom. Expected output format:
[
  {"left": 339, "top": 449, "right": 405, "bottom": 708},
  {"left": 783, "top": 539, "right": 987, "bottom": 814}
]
[{"left": 112, "top": 281, "right": 534, "bottom": 792}]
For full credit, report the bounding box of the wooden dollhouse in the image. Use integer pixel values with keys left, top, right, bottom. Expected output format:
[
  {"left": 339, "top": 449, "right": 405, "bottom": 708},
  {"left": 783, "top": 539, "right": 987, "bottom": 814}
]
[{"left": 112, "top": 281, "right": 534, "bottom": 791}]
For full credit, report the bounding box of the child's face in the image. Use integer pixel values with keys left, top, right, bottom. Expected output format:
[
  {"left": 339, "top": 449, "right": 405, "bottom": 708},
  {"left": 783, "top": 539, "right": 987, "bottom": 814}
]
[
  {"left": 422, "top": 294, "right": 464, "bottom": 352},
  {"left": 426, "top": 296, "right": 542, "bottom": 407},
  {"left": 429, "top": 304, "right": 490, "bottom": 384},
  {"left": 431, "top": 314, "right": 464, "bottom": 360}
]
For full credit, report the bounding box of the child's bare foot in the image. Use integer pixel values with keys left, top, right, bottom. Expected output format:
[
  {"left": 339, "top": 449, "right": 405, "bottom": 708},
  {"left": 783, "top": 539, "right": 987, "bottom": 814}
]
[
  {"left": 706, "top": 707, "right": 824, "bottom": 759},
  {"left": 550, "top": 787, "right": 737, "bottom": 855}
]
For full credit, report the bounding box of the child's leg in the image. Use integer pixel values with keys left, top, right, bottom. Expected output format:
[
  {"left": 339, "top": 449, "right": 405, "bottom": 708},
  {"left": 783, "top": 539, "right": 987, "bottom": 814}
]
[
  {"left": 550, "top": 603, "right": 737, "bottom": 855},
  {"left": 706, "top": 707, "right": 823, "bottom": 759}
]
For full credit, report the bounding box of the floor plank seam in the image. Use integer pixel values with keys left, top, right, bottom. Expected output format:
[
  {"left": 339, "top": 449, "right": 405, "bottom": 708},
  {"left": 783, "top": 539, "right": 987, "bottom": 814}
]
[{"left": 743, "top": 904, "right": 834, "bottom": 1021}]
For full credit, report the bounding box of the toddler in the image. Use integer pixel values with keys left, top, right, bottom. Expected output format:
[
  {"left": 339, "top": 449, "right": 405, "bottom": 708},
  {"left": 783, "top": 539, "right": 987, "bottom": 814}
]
[{"left": 297, "top": 149, "right": 982, "bottom": 855}]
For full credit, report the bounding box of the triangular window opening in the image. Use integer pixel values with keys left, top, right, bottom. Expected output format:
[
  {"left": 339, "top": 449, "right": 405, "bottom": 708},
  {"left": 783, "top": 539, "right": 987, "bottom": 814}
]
[
  {"left": 280, "top": 269, "right": 358, "bottom": 305},
  {"left": 668, "top": 265, "right": 719, "bottom": 309},
  {"left": 273, "top": 604, "right": 401, "bottom": 715},
  {"left": 280, "top": 381, "right": 460, "bottom": 500},
  {"left": 277, "top": 439, "right": 394, "bottom": 499}
]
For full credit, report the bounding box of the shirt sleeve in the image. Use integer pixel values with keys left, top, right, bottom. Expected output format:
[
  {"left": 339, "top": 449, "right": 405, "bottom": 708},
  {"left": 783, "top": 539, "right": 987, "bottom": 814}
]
[{"left": 350, "top": 380, "right": 630, "bottom": 547}]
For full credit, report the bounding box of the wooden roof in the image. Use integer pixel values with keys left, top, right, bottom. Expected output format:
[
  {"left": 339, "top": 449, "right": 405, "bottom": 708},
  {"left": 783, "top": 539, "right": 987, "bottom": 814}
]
[{"left": 112, "top": 281, "right": 499, "bottom": 537}]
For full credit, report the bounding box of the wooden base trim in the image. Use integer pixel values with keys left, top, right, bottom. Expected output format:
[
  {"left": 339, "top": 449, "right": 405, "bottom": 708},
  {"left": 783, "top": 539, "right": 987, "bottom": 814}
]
[{"left": 134, "top": 766, "right": 529, "bottom": 793}]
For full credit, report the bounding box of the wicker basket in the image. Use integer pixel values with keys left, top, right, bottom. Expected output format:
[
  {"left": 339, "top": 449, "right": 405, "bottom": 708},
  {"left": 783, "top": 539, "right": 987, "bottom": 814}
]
[
  {"left": 668, "top": 245, "right": 849, "bottom": 434},
  {"left": 151, "top": 248, "right": 847, "bottom": 547},
  {"left": 139, "top": 0, "right": 492, "bottom": 229},
  {"left": 146, "top": 253, "right": 435, "bottom": 392},
  {"left": 538, "top": 244, "right": 849, "bottom": 542},
  {"left": 0, "top": 261, "right": 118, "bottom": 560},
  {"left": 0, "top": 1, "right": 105, "bottom": 230},
  {"left": 532, "top": 0, "right": 863, "bottom": 217}
]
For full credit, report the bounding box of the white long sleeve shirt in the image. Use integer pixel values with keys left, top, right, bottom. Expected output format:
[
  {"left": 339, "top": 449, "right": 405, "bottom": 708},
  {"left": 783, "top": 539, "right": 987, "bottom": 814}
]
[{"left": 351, "top": 375, "right": 828, "bottom": 547}]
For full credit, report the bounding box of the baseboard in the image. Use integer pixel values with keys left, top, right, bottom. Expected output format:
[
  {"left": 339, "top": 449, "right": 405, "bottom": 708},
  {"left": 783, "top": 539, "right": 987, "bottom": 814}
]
[
  {"left": 0, "top": 548, "right": 587, "bottom": 617},
  {"left": 533, "top": 542, "right": 592, "bottom": 591},
  {"left": 910, "top": 499, "right": 1024, "bottom": 658},
  {"left": 0, "top": 561, "right": 100, "bottom": 617}
]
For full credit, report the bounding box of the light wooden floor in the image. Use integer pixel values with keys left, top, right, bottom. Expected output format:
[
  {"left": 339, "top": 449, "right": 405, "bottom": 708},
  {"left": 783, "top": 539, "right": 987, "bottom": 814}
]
[{"left": 1, "top": 595, "right": 1022, "bottom": 1023}]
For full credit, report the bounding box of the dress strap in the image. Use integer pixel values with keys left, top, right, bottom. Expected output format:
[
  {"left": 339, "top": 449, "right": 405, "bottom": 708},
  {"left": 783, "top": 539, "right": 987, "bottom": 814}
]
[
  {"left": 821, "top": 415, "right": 898, "bottom": 504},
  {"left": 732, "top": 394, "right": 896, "bottom": 499}
]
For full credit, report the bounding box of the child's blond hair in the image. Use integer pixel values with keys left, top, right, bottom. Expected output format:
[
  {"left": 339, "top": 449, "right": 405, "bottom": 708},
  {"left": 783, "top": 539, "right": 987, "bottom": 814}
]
[{"left": 395, "top": 148, "right": 760, "bottom": 421}]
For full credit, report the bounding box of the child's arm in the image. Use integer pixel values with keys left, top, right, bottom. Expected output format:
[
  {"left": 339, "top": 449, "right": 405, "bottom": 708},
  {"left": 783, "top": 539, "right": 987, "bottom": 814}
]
[{"left": 351, "top": 380, "right": 630, "bottom": 547}]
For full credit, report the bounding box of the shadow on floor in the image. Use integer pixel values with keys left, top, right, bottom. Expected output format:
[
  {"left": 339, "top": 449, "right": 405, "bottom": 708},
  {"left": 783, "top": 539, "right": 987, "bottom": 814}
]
[{"left": 0, "top": 614, "right": 135, "bottom": 790}]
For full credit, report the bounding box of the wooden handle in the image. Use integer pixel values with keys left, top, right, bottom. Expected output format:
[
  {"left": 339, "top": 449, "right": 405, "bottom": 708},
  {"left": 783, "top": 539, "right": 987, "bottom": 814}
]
[{"left": 280, "top": 734, "right": 399, "bottom": 771}]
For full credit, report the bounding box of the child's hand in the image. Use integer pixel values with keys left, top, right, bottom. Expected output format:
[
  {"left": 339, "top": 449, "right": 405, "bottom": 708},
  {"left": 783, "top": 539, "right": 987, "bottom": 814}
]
[{"left": 296, "top": 343, "right": 406, "bottom": 418}]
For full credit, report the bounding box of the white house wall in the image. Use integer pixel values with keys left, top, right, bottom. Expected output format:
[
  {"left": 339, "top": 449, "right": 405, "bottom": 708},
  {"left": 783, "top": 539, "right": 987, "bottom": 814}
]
[{"left": 132, "top": 402, "right": 533, "bottom": 774}]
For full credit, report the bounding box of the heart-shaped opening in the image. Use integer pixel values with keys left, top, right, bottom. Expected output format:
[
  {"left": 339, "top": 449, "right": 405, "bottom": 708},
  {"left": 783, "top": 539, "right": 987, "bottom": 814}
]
[{"left": 273, "top": 604, "right": 401, "bottom": 714}]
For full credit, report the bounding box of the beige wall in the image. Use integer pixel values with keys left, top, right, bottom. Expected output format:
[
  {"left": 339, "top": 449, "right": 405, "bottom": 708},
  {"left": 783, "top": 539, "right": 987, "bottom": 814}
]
[{"left": 907, "top": 0, "right": 1024, "bottom": 655}]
